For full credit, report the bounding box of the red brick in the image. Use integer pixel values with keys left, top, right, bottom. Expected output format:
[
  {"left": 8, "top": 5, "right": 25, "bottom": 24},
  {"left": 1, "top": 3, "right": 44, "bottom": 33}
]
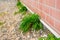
[
  {"left": 42, "top": 0, "right": 55, "bottom": 7},
  {"left": 38, "top": 3, "right": 42, "bottom": 10},
  {"left": 42, "top": 5, "right": 50, "bottom": 14},
  {"left": 50, "top": 8, "right": 60, "bottom": 21},
  {"left": 42, "top": 0, "right": 46, "bottom": 4},
  {"left": 56, "top": 0, "right": 60, "bottom": 9},
  {"left": 54, "top": 20, "right": 60, "bottom": 34},
  {"left": 40, "top": 12, "right": 46, "bottom": 20},
  {"left": 38, "top": 0, "right": 42, "bottom": 3},
  {"left": 45, "top": 15, "right": 54, "bottom": 27},
  {"left": 31, "top": 0, "right": 38, "bottom": 8}
]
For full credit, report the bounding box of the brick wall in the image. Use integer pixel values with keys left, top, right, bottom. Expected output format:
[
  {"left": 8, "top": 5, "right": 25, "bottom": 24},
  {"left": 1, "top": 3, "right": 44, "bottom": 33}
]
[{"left": 21, "top": 0, "right": 60, "bottom": 35}]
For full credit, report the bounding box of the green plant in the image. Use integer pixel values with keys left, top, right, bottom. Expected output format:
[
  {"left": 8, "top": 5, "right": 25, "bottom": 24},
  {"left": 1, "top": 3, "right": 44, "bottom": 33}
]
[
  {"left": 18, "top": 6, "right": 27, "bottom": 14},
  {"left": 19, "top": 13, "right": 43, "bottom": 33},
  {"left": 15, "top": 1, "right": 27, "bottom": 15},
  {"left": 38, "top": 37, "right": 47, "bottom": 40},
  {"left": 47, "top": 33, "right": 56, "bottom": 40},
  {"left": 17, "top": 1, "right": 23, "bottom": 8},
  {"left": 38, "top": 33, "right": 60, "bottom": 40}
]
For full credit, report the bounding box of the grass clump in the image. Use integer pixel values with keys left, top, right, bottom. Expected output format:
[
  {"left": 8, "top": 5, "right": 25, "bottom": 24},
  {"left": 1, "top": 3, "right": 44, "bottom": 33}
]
[
  {"left": 19, "top": 13, "right": 43, "bottom": 33},
  {"left": 18, "top": 6, "right": 27, "bottom": 14},
  {"left": 38, "top": 33, "right": 60, "bottom": 40},
  {"left": 17, "top": 1, "right": 23, "bottom": 8},
  {"left": 14, "top": 1, "right": 27, "bottom": 15}
]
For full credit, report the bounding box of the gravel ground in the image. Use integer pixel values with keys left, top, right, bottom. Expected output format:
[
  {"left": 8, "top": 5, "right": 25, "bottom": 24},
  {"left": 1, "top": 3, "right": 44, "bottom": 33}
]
[{"left": 0, "top": 0, "right": 49, "bottom": 40}]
